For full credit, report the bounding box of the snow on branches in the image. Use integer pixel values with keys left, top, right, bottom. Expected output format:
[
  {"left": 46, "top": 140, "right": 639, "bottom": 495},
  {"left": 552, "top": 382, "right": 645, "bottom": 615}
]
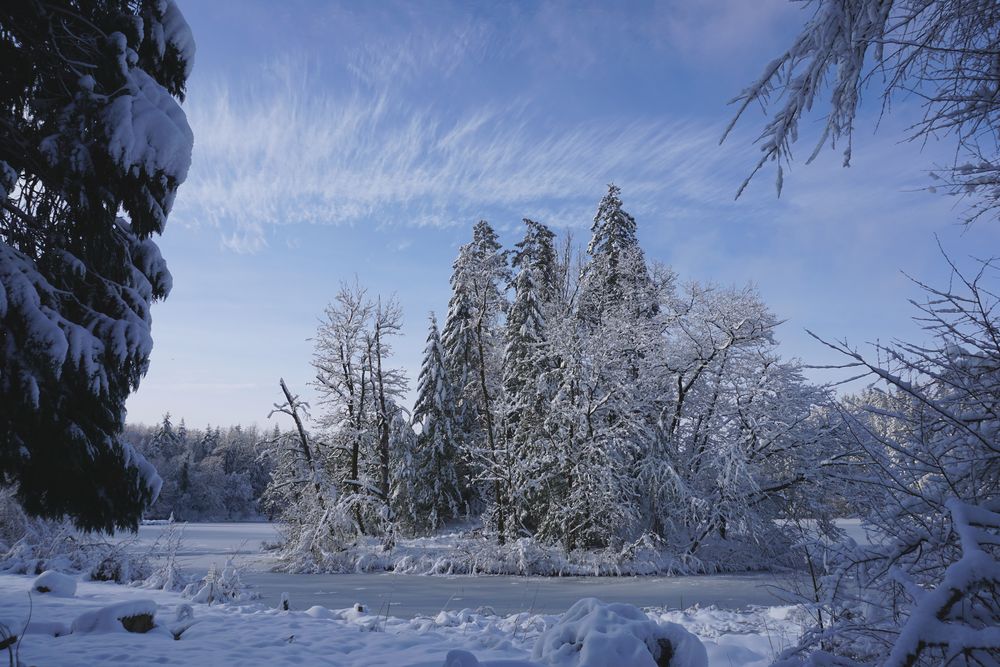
[
  {"left": 777, "top": 258, "right": 1000, "bottom": 666},
  {"left": 725, "top": 0, "right": 1000, "bottom": 224},
  {"left": 0, "top": 0, "right": 195, "bottom": 530}
]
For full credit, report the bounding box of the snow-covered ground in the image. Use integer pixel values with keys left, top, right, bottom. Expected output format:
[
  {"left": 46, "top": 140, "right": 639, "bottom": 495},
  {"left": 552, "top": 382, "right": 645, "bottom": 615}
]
[
  {"left": 0, "top": 572, "right": 805, "bottom": 666},
  {"left": 0, "top": 522, "right": 830, "bottom": 665}
]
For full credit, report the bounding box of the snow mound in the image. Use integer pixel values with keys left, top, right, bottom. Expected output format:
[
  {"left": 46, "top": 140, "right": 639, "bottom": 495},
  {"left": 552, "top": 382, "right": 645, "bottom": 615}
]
[
  {"left": 532, "top": 598, "right": 707, "bottom": 667},
  {"left": 443, "top": 649, "right": 544, "bottom": 667},
  {"left": 31, "top": 570, "right": 76, "bottom": 597},
  {"left": 70, "top": 599, "right": 158, "bottom": 634},
  {"left": 304, "top": 605, "right": 336, "bottom": 619}
]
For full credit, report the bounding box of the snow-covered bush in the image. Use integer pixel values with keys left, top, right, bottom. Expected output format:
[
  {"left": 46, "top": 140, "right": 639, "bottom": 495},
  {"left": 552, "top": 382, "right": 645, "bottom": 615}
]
[
  {"left": 137, "top": 522, "right": 189, "bottom": 592},
  {"left": 0, "top": 516, "right": 148, "bottom": 583},
  {"left": 88, "top": 539, "right": 152, "bottom": 584},
  {"left": 776, "top": 264, "right": 1000, "bottom": 665},
  {"left": 184, "top": 559, "right": 260, "bottom": 606},
  {"left": 532, "top": 598, "right": 707, "bottom": 667}
]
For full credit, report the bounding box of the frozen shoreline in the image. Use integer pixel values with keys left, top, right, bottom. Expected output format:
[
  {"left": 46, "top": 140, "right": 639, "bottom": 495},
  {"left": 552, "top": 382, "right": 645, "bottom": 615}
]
[{"left": 120, "top": 522, "right": 813, "bottom": 617}]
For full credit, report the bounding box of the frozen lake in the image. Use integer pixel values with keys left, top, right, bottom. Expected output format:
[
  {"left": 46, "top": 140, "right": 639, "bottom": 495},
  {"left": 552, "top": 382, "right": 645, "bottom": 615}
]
[
  {"left": 244, "top": 570, "right": 797, "bottom": 617},
  {"left": 130, "top": 522, "right": 830, "bottom": 617}
]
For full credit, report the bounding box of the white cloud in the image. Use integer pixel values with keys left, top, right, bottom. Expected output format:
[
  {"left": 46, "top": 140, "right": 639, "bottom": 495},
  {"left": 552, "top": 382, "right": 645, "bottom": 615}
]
[{"left": 172, "top": 57, "right": 754, "bottom": 250}]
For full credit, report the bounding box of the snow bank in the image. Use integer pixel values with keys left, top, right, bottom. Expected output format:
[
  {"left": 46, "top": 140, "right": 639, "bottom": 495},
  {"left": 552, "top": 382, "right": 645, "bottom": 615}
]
[
  {"left": 32, "top": 570, "right": 77, "bottom": 597},
  {"left": 444, "top": 649, "right": 544, "bottom": 666},
  {"left": 70, "top": 599, "right": 157, "bottom": 634},
  {"left": 532, "top": 598, "right": 707, "bottom": 667}
]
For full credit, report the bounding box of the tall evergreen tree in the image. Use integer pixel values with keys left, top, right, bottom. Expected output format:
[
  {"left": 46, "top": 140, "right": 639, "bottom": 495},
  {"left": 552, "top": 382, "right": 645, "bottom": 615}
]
[
  {"left": 577, "top": 184, "right": 656, "bottom": 323},
  {"left": 0, "top": 0, "right": 195, "bottom": 531},
  {"left": 441, "top": 220, "right": 511, "bottom": 535},
  {"left": 512, "top": 219, "right": 558, "bottom": 302},
  {"left": 502, "top": 219, "right": 559, "bottom": 532},
  {"left": 409, "top": 313, "right": 461, "bottom": 531}
]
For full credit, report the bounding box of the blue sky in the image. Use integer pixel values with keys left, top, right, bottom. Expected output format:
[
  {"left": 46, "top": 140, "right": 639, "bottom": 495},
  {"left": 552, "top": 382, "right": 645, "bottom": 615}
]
[{"left": 126, "top": 0, "right": 1000, "bottom": 428}]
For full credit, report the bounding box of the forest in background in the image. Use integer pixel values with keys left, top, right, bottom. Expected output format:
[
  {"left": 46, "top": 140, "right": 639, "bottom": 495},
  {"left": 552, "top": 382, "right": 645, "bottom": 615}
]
[{"left": 125, "top": 417, "right": 273, "bottom": 522}]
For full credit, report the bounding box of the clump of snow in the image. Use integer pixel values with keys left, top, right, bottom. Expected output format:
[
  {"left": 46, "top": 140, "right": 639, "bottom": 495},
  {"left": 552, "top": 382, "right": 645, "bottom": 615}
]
[
  {"left": 532, "top": 598, "right": 707, "bottom": 667},
  {"left": 31, "top": 570, "right": 76, "bottom": 597},
  {"left": 149, "top": 0, "right": 196, "bottom": 77},
  {"left": 0, "top": 160, "right": 15, "bottom": 200},
  {"left": 70, "top": 599, "right": 157, "bottom": 634}
]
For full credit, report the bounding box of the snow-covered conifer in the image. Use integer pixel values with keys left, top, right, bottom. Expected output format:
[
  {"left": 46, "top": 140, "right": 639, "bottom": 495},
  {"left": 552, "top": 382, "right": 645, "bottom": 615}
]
[
  {"left": 441, "top": 221, "right": 510, "bottom": 528},
  {"left": 407, "top": 313, "right": 461, "bottom": 532},
  {"left": 0, "top": 0, "right": 195, "bottom": 531},
  {"left": 577, "top": 185, "right": 656, "bottom": 324},
  {"left": 501, "top": 219, "right": 560, "bottom": 533}
]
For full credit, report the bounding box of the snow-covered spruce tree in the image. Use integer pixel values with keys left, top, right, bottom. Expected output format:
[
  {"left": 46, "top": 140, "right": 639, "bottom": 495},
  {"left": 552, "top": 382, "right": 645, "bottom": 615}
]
[
  {"left": 775, "top": 265, "right": 1000, "bottom": 667},
  {"left": 577, "top": 184, "right": 657, "bottom": 326},
  {"left": 512, "top": 218, "right": 559, "bottom": 303},
  {"left": 387, "top": 400, "right": 419, "bottom": 538},
  {"left": 725, "top": 0, "right": 1000, "bottom": 224},
  {"left": 525, "top": 188, "right": 663, "bottom": 550},
  {"left": 0, "top": 0, "right": 194, "bottom": 531},
  {"left": 441, "top": 220, "right": 511, "bottom": 535},
  {"left": 536, "top": 312, "right": 650, "bottom": 551},
  {"left": 501, "top": 219, "right": 560, "bottom": 534},
  {"left": 406, "top": 313, "right": 461, "bottom": 533}
]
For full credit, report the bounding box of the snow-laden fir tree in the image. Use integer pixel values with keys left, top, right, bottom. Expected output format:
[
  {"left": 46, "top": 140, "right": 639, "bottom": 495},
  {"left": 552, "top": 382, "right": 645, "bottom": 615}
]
[
  {"left": 577, "top": 184, "right": 657, "bottom": 325},
  {"left": 388, "top": 399, "right": 420, "bottom": 538},
  {"left": 536, "top": 315, "right": 650, "bottom": 550},
  {"left": 501, "top": 219, "right": 560, "bottom": 534},
  {"left": 0, "top": 0, "right": 195, "bottom": 531},
  {"left": 441, "top": 220, "right": 510, "bottom": 532},
  {"left": 405, "top": 313, "right": 461, "bottom": 533}
]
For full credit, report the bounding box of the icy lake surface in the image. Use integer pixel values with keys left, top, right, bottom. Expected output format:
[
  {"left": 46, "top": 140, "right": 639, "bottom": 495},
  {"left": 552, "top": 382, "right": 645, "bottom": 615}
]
[{"left": 129, "top": 522, "right": 865, "bottom": 617}]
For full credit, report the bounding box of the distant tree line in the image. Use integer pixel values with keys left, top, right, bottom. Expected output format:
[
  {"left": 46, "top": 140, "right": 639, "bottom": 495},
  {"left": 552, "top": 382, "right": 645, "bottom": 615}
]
[{"left": 126, "top": 416, "right": 274, "bottom": 522}]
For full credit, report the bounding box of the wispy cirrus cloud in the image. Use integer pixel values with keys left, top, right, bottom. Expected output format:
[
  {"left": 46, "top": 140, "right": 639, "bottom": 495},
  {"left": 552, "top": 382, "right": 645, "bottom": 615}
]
[{"left": 173, "top": 50, "right": 760, "bottom": 252}]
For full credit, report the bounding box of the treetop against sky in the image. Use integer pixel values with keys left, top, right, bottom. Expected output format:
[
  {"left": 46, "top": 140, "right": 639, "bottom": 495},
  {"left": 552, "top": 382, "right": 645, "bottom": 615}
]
[{"left": 127, "top": 0, "right": 1000, "bottom": 427}]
